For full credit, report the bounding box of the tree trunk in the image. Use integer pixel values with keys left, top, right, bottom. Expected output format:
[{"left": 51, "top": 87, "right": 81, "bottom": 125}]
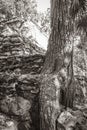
[
  {"left": 40, "top": 0, "right": 75, "bottom": 130},
  {"left": 42, "top": 0, "right": 69, "bottom": 74}
]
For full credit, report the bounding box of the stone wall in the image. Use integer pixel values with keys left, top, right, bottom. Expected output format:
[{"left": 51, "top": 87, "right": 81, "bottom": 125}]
[{"left": 0, "top": 29, "right": 45, "bottom": 130}]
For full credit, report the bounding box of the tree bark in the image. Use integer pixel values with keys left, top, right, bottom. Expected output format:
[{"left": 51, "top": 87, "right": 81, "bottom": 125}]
[
  {"left": 42, "top": 0, "right": 69, "bottom": 74},
  {"left": 40, "top": 0, "right": 75, "bottom": 130}
]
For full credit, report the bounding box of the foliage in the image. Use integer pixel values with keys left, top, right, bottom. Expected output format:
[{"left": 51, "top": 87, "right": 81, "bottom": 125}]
[
  {"left": 0, "top": 0, "right": 51, "bottom": 52},
  {"left": 0, "top": 0, "right": 38, "bottom": 20},
  {"left": 38, "top": 8, "right": 51, "bottom": 35},
  {"left": 14, "top": 0, "right": 38, "bottom": 21}
]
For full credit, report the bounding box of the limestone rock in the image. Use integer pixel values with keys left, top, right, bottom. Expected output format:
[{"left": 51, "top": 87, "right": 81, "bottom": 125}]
[
  {"left": 0, "top": 55, "right": 44, "bottom": 74},
  {"left": 0, "top": 113, "right": 18, "bottom": 130},
  {"left": 0, "top": 96, "right": 31, "bottom": 121},
  {"left": 57, "top": 108, "right": 87, "bottom": 130},
  {"left": 0, "top": 21, "right": 45, "bottom": 130}
]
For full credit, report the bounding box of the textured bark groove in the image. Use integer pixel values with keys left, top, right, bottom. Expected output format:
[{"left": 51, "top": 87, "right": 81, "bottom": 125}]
[
  {"left": 40, "top": 75, "right": 62, "bottom": 130},
  {"left": 40, "top": 0, "right": 75, "bottom": 130}
]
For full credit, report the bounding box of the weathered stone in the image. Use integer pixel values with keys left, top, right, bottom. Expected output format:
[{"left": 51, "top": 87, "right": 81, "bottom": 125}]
[
  {"left": 0, "top": 55, "right": 44, "bottom": 74},
  {"left": 56, "top": 108, "right": 87, "bottom": 130},
  {"left": 0, "top": 113, "right": 18, "bottom": 130},
  {"left": 0, "top": 23, "right": 45, "bottom": 130},
  {"left": 0, "top": 96, "right": 31, "bottom": 120}
]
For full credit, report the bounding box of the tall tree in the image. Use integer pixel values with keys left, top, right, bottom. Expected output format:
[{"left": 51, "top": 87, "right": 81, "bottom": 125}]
[
  {"left": 42, "top": 0, "right": 86, "bottom": 73},
  {"left": 41, "top": 0, "right": 75, "bottom": 107},
  {"left": 40, "top": 1, "right": 73, "bottom": 130},
  {"left": 40, "top": 0, "right": 87, "bottom": 130},
  {"left": 42, "top": 0, "right": 70, "bottom": 73},
  {"left": 42, "top": 0, "right": 87, "bottom": 106}
]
